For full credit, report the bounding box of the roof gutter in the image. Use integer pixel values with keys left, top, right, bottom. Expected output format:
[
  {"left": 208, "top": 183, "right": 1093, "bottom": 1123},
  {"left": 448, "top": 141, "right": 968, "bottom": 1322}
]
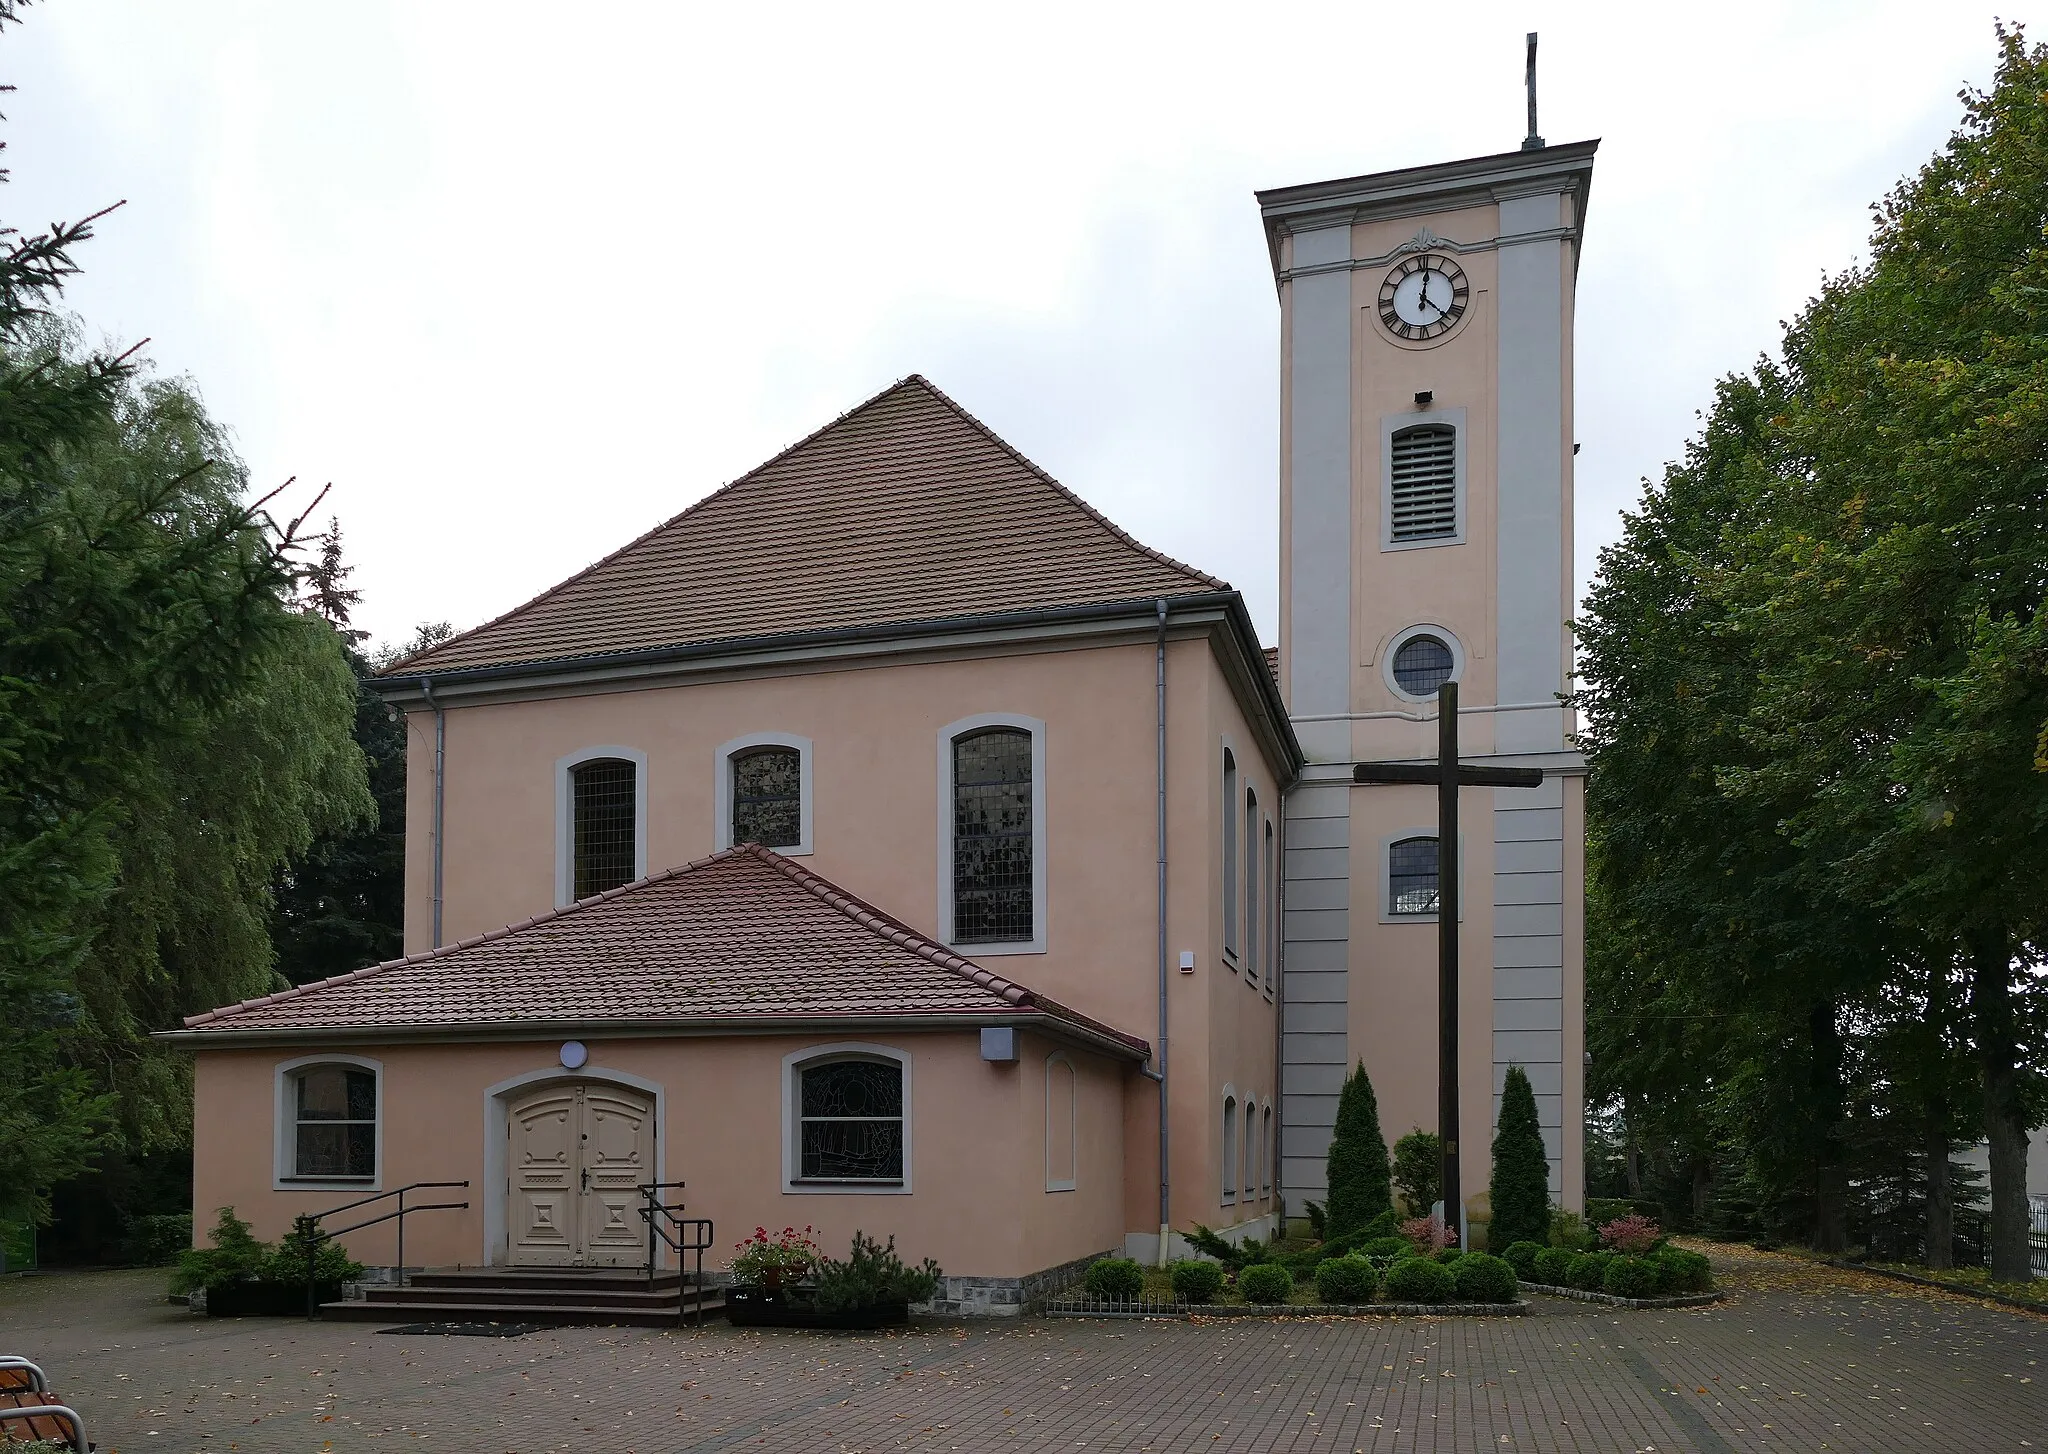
[{"left": 151, "top": 1010, "right": 1152, "bottom": 1062}]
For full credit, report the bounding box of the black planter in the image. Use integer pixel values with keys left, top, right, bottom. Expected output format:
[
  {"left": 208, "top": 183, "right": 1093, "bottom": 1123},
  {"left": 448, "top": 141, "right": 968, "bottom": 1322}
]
[
  {"left": 724, "top": 1287, "right": 909, "bottom": 1330},
  {"left": 205, "top": 1280, "right": 343, "bottom": 1317}
]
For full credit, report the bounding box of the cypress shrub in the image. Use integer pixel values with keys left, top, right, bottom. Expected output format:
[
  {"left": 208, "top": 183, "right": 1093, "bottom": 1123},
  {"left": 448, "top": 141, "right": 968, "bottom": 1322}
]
[
  {"left": 1603, "top": 1256, "right": 1662, "bottom": 1300},
  {"left": 1085, "top": 1258, "right": 1144, "bottom": 1299},
  {"left": 1381, "top": 1256, "right": 1454, "bottom": 1304},
  {"left": 1487, "top": 1065, "right": 1552, "bottom": 1251},
  {"left": 1531, "top": 1246, "right": 1576, "bottom": 1285},
  {"left": 1169, "top": 1259, "right": 1224, "bottom": 1303},
  {"left": 1239, "top": 1263, "right": 1293, "bottom": 1303},
  {"left": 1500, "top": 1241, "right": 1546, "bottom": 1281},
  {"left": 1312, "top": 1254, "right": 1377, "bottom": 1304},
  {"left": 1324, "top": 1062, "right": 1394, "bottom": 1238},
  {"left": 1452, "top": 1252, "right": 1518, "bottom": 1304}
]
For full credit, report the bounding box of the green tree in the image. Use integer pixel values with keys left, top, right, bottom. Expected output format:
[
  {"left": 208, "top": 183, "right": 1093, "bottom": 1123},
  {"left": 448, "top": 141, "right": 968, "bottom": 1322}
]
[
  {"left": 1489, "top": 1066, "right": 1552, "bottom": 1250},
  {"left": 1323, "top": 1061, "right": 1393, "bottom": 1238},
  {"left": 1390, "top": 1129, "right": 1440, "bottom": 1217}
]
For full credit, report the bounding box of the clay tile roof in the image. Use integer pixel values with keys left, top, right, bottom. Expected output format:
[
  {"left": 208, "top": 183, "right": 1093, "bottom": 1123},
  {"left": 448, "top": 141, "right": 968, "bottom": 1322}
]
[
  {"left": 390, "top": 375, "right": 1225, "bottom": 677},
  {"left": 174, "top": 845, "right": 1147, "bottom": 1056},
  {"left": 1263, "top": 645, "right": 1279, "bottom": 682}
]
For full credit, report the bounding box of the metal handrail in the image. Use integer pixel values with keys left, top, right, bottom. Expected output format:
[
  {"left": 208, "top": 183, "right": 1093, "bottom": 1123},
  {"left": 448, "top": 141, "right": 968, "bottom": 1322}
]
[
  {"left": 296, "top": 1180, "right": 471, "bottom": 1318},
  {"left": 636, "top": 1181, "right": 713, "bottom": 1327},
  {"left": 0, "top": 1402, "right": 88, "bottom": 1452}
]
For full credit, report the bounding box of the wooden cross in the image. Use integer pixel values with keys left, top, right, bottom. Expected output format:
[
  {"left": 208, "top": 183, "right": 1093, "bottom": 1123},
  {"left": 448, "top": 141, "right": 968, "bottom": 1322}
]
[{"left": 1352, "top": 680, "right": 1545, "bottom": 1245}]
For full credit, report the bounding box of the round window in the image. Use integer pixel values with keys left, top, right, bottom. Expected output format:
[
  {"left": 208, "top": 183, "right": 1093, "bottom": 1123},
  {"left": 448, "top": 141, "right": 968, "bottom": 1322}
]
[{"left": 1390, "top": 634, "right": 1455, "bottom": 696}]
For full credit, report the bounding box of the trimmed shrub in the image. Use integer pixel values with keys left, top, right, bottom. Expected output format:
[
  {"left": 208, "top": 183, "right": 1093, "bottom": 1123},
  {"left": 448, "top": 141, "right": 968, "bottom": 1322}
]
[
  {"left": 1567, "top": 1251, "right": 1615, "bottom": 1292},
  {"left": 124, "top": 1213, "right": 193, "bottom": 1267},
  {"left": 1381, "top": 1256, "right": 1455, "bottom": 1304},
  {"left": 1653, "top": 1247, "right": 1713, "bottom": 1294},
  {"left": 1313, "top": 1254, "right": 1377, "bottom": 1304},
  {"left": 1531, "top": 1247, "right": 1576, "bottom": 1285},
  {"left": 1432, "top": 1247, "right": 1464, "bottom": 1265},
  {"left": 1597, "top": 1214, "right": 1663, "bottom": 1256},
  {"left": 1325, "top": 1062, "right": 1394, "bottom": 1238},
  {"left": 1390, "top": 1129, "right": 1441, "bottom": 1215},
  {"left": 1085, "top": 1258, "right": 1145, "bottom": 1300},
  {"left": 1500, "top": 1241, "right": 1546, "bottom": 1281},
  {"left": 1603, "top": 1256, "right": 1663, "bottom": 1300},
  {"left": 1239, "top": 1263, "right": 1294, "bottom": 1303},
  {"left": 1488, "top": 1066, "right": 1552, "bottom": 1251},
  {"left": 1452, "top": 1252, "right": 1518, "bottom": 1304},
  {"left": 1169, "top": 1259, "right": 1225, "bottom": 1303}
]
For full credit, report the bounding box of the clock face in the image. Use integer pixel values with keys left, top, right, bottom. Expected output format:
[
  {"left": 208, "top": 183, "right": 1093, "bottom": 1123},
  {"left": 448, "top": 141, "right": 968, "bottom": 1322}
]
[{"left": 1378, "top": 254, "right": 1469, "bottom": 341}]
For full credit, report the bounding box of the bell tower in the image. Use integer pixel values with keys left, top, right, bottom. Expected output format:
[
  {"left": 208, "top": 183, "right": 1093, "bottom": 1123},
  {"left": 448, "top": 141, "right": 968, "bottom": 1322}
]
[{"left": 1260, "top": 134, "right": 1596, "bottom": 1232}]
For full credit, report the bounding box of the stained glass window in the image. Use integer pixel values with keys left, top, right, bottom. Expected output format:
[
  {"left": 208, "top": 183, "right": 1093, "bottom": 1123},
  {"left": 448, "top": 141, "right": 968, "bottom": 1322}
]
[
  {"left": 732, "top": 747, "right": 802, "bottom": 848},
  {"left": 293, "top": 1065, "right": 376, "bottom": 1179},
  {"left": 572, "top": 757, "right": 637, "bottom": 898},
  {"left": 952, "top": 729, "right": 1032, "bottom": 943},
  {"left": 1389, "top": 836, "right": 1440, "bottom": 915},
  {"left": 798, "top": 1058, "right": 904, "bottom": 1181}
]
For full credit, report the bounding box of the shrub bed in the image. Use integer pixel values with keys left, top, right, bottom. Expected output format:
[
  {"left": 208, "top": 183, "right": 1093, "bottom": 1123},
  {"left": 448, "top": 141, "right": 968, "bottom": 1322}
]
[
  {"left": 1452, "top": 1252, "right": 1518, "bottom": 1304},
  {"left": 1169, "top": 1259, "right": 1225, "bottom": 1303},
  {"left": 1500, "top": 1241, "right": 1546, "bottom": 1281},
  {"left": 1239, "top": 1264, "right": 1294, "bottom": 1303},
  {"left": 1566, "top": 1251, "right": 1615, "bottom": 1292},
  {"left": 1602, "top": 1256, "right": 1662, "bottom": 1300},
  {"left": 1085, "top": 1258, "right": 1146, "bottom": 1299},
  {"left": 1312, "top": 1254, "right": 1378, "bottom": 1304},
  {"left": 1532, "top": 1247, "right": 1576, "bottom": 1285},
  {"left": 1381, "top": 1256, "right": 1454, "bottom": 1304}
]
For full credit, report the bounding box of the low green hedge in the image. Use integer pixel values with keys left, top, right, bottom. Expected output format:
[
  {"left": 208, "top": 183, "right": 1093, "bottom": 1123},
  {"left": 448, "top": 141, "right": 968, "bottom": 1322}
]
[
  {"left": 1566, "top": 1251, "right": 1616, "bottom": 1291},
  {"left": 1652, "top": 1247, "right": 1713, "bottom": 1293},
  {"left": 1239, "top": 1264, "right": 1294, "bottom": 1303},
  {"left": 1531, "top": 1246, "right": 1577, "bottom": 1284},
  {"left": 1603, "top": 1256, "right": 1663, "bottom": 1300},
  {"left": 1500, "top": 1240, "right": 1546, "bottom": 1281},
  {"left": 1085, "top": 1257, "right": 1145, "bottom": 1299},
  {"left": 1382, "top": 1256, "right": 1454, "bottom": 1304},
  {"left": 1169, "top": 1259, "right": 1225, "bottom": 1303},
  {"left": 1451, "top": 1252, "right": 1518, "bottom": 1304},
  {"left": 1313, "top": 1254, "right": 1378, "bottom": 1304}
]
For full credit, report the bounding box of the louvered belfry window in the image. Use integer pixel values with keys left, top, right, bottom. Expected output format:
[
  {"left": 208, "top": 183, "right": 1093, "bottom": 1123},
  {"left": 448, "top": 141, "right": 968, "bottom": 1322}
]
[
  {"left": 571, "top": 757, "right": 637, "bottom": 898},
  {"left": 1389, "top": 423, "right": 1458, "bottom": 540},
  {"left": 952, "top": 728, "right": 1033, "bottom": 942},
  {"left": 731, "top": 746, "right": 801, "bottom": 848}
]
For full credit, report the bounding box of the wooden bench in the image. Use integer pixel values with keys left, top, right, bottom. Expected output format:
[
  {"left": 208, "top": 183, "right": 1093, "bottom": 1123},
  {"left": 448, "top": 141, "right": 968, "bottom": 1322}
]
[{"left": 0, "top": 1358, "right": 90, "bottom": 1450}]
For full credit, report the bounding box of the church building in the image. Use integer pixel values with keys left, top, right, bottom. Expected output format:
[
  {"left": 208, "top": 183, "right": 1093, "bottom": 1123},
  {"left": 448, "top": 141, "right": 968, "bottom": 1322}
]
[{"left": 167, "top": 133, "right": 1592, "bottom": 1310}]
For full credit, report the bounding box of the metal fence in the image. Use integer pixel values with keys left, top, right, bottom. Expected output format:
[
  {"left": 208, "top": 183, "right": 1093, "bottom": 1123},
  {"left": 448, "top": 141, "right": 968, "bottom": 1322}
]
[
  {"left": 1042, "top": 1296, "right": 1189, "bottom": 1319},
  {"left": 1952, "top": 1198, "right": 2048, "bottom": 1280}
]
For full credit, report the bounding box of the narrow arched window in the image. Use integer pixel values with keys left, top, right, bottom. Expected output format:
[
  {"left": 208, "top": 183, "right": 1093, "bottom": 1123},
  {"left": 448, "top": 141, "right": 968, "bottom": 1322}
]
[
  {"left": 1389, "top": 423, "right": 1458, "bottom": 541},
  {"left": 796, "top": 1056, "right": 904, "bottom": 1183},
  {"left": 1389, "top": 836, "right": 1440, "bottom": 916},
  {"left": 571, "top": 757, "right": 638, "bottom": 898},
  {"left": 1242, "top": 1097, "right": 1257, "bottom": 1198},
  {"left": 1222, "top": 749, "right": 1240, "bottom": 959},
  {"left": 1261, "top": 1104, "right": 1274, "bottom": 1195},
  {"left": 952, "top": 728, "right": 1033, "bottom": 943},
  {"left": 289, "top": 1063, "right": 376, "bottom": 1181},
  {"left": 1221, "top": 1095, "right": 1239, "bottom": 1205},
  {"left": 731, "top": 746, "right": 802, "bottom": 848},
  {"left": 1244, "top": 788, "right": 1260, "bottom": 984}
]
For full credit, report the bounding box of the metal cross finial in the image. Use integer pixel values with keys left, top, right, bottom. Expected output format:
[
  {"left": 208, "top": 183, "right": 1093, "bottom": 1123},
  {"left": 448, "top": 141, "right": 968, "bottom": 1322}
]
[{"left": 1522, "top": 32, "right": 1545, "bottom": 151}]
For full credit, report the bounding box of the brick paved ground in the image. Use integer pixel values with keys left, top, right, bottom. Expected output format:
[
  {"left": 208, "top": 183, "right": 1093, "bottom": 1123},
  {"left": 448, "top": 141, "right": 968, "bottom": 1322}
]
[{"left": 2, "top": 1250, "right": 2043, "bottom": 1453}]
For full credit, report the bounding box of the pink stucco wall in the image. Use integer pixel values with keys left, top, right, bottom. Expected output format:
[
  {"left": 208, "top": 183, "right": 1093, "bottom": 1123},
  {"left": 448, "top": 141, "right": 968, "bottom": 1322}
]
[{"left": 191, "top": 1029, "right": 1128, "bottom": 1281}]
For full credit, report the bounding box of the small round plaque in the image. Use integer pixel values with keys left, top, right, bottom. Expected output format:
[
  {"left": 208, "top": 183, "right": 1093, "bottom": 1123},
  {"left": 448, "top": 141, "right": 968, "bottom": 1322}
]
[{"left": 559, "top": 1040, "right": 588, "bottom": 1070}]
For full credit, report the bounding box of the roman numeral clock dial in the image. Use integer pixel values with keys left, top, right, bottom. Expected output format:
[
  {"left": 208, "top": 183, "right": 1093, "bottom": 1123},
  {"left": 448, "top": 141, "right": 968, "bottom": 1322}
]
[{"left": 1378, "top": 253, "right": 1469, "bottom": 341}]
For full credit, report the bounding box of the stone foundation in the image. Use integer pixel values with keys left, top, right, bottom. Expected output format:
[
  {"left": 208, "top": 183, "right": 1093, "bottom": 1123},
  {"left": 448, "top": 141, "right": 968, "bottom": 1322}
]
[{"left": 919, "top": 1249, "right": 1115, "bottom": 1318}]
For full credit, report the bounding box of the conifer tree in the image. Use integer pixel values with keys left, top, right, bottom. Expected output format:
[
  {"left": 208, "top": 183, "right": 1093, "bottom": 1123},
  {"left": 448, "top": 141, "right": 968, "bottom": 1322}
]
[
  {"left": 1488, "top": 1065, "right": 1552, "bottom": 1250},
  {"left": 1324, "top": 1061, "right": 1393, "bottom": 1238}
]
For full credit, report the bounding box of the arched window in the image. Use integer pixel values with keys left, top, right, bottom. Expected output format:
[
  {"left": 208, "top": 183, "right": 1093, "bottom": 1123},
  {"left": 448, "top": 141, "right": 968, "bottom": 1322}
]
[
  {"left": 732, "top": 746, "right": 802, "bottom": 848},
  {"left": 1262, "top": 818, "right": 1277, "bottom": 994},
  {"left": 1045, "top": 1053, "right": 1077, "bottom": 1192},
  {"left": 952, "top": 728, "right": 1033, "bottom": 943},
  {"left": 277, "top": 1058, "right": 380, "bottom": 1185},
  {"left": 1221, "top": 1094, "right": 1238, "bottom": 1205},
  {"left": 1388, "top": 423, "right": 1458, "bottom": 541},
  {"left": 1389, "top": 836, "right": 1441, "bottom": 916},
  {"left": 1244, "top": 788, "right": 1260, "bottom": 985},
  {"left": 1222, "top": 749, "right": 1239, "bottom": 959},
  {"left": 571, "top": 757, "right": 638, "bottom": 898},
  {"left": 1242, "top": 1097, "right": 1257, "bottom": 1199},
  {"left": 795, "top": 1055, "right": 904, "bottom": 1184},
  {"left": 1261, "top": 1104, "right": 1274, "bottom": 1195}
]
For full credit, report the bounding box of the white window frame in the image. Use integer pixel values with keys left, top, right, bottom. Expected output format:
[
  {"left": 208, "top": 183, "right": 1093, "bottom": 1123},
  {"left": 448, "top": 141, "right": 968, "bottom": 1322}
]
[
  {"left": 781, "top": 1043, "right": 913, "bottom": 1195},
  {"left": 1221, "top": 1088, "right": 1239, "bottom": 1206},
  {"left": 1380, "top": 406, "right": 1467, "bottom": 551},
  {"left": 1379, "top": 827, "right": 1464, "bottom": 923},
  {"left": 555, "top": 744, "right": 649, "bottom": 908},
  {"left": 714, "top": 731, "right": 814, "bottom": 856},
  {"left": 1044, "top": 1051, "right": 1078, "bottom": 1193},
  {"left": 936, "top": 712, "right": 1048, "bottom": 956},
  {"left": 1381, "top": 623, "right": 1467, "bottom": 705},
  {"left": 274, "top": 1053, "right": 383, "bottom": 1192},
  {"left": 1221, "top": 743, "right": 1240, "bottom": 965}
]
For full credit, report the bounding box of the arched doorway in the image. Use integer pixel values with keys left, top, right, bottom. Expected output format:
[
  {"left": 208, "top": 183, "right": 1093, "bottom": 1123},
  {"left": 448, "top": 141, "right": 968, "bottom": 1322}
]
[{"left": 504, "top": 1080, "right": 656, "bottom": 1268}]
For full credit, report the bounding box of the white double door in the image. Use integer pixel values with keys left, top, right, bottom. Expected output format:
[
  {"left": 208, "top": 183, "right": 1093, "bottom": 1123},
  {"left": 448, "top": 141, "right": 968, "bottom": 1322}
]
[{"left": 507, "top": 1081, "right": 656, "bottom": 1267}]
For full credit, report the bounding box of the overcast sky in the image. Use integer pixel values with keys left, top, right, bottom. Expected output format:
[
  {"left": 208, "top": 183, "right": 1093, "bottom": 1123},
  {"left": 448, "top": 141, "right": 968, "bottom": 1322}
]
[{"left": 4, "top": 2, "right": 2023, "bottom": 652}]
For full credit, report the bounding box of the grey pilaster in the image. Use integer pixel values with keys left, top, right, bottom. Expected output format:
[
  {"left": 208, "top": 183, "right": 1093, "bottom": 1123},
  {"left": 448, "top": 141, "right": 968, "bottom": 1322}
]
[{"left": 1493, "top": 776, "right": 1565, "bottom": 1189}]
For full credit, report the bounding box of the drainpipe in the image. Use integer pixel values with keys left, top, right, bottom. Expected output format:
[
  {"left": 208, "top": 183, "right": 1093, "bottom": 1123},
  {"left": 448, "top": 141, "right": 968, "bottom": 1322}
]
[
  {"left": 419, "top": 677, "right": 447, "bottom": 949},
  {"left": 1153, "top": 598, "right": 1171, "bottom": 1266}
]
